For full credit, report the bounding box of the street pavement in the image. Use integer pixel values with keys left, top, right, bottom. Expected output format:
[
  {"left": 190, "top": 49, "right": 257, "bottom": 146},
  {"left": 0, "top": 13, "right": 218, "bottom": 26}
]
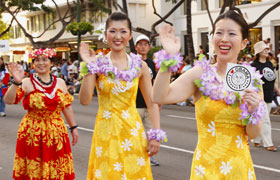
[{"left": 0, "top": 95, "right": 280, "bottom": 180}]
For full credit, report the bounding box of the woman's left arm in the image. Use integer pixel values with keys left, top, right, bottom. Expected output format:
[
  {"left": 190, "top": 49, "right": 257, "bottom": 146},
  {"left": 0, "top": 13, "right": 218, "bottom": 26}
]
[
  {"left": 243, "top": 89, "right": 263, "bottom": 139},
  {"left": 59, "top": 78, "right": 79, "bottom": 146},
  {"left": 139, "top": 62, "right": 160, "bottom": 156},
  {"left": 139, "top": 62, "right": 160, "bottom": 130}
]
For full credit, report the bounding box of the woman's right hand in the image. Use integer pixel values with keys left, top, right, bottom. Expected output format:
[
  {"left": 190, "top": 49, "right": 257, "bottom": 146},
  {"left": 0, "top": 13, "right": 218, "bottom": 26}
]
[
  {"left": 79, "top": 43, "right": 96, "bottom": 63},
  {"left": 158, "top": 24, "right": 181, "bottom": 55},
  {"left": 7, "top": 63, "right": 24, "bottom": 83}
]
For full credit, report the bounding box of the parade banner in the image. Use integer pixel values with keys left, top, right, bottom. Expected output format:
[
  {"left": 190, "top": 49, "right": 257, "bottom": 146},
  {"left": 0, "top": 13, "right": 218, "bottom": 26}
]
[{"left": 0, "top": 40, "right": 9, "bottom": 52}]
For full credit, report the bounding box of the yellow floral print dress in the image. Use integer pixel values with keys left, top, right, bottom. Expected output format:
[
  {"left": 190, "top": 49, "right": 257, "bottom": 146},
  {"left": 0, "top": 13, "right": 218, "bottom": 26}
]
[
  {"left": 13, "top": 74, "right": 75, "bottom": 180},
  {"left": 87, "top": 74, "right": 153, "bottom": 180},
  {"left": 190, "top": 98, "right": 256, "bottom": 179}
]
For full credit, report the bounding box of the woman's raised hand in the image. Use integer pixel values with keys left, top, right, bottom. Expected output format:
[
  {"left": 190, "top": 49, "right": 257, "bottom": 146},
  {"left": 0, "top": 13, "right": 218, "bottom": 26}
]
[
  {"left": 7, "top": 63, "right": 24, "bottom": 83},
  {"left": 79, "top": 43, "right": 96, "bottom": 63},
  {"left": 159, "top": 24, "right": 181, "bottom": 55}
]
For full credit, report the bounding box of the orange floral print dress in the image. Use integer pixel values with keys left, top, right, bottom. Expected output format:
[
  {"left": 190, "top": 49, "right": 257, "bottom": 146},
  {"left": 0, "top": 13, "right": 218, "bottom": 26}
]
[{"left": 13, "top": 74, "right": 75, "bottom": 180}]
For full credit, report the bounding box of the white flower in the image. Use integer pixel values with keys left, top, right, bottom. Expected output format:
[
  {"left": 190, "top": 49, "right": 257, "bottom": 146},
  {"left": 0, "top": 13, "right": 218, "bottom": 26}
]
[
  {"left": 103, "top": 110, "right": 111, "bottom": 119},
  {"left": 236, "top": 135, "right": 243, "bottom": 149},
  {"left": 95, "top": 23, "right": 106, "bottom": 43},
  {"left": 248, "top": 168, "right": 254, "bottom": 180},
  {"left": 96, "top": 146, "right": 102, "bottom": 157},
  {"left": 107, "top": 78, "right": 114, "bottom": 84},
  {"left": 111, "top": 87, "right": 119, "bottom": 95},
  {"left": 99, "top": 81, "right": 104, "bottom": 89},
  {"left": 207, "top": 121, "right": 215, "bottom": 136},
  {"left": 130, "top": 128, "right": 139, "bottom": 136},
  {"left": 219, "top": 161, "right": 232, "bottom": 175},
  {"left": 122, "top": 110, "right": 130, "bottom": 120},
  {"left": 95, "top": 169, "right": 102, "bottom": 178},
  {"left": 196, "top": 148, "right": 201, "bottom": 161},
  {"left": 113, "top": 162, "right": 123, "bottom": 172},
  {"left": 142, "top": 131, "right": 147, "bottom": 139},
  {"left": 207, "top": 33, "right": 215, "bottom": 60},
  {"left": 137, "top": 157, "right": 146, "bottom": 167},
  {"left": 121, "top": 139, "right": 133, "bottom": 151},
  {"left": 121, "top": 173, "right": 127, "bottom": 180},
  {"left": 194, "top": 165, "right": 205, "bottom": 177},
  {"left": 136, "top": 121, "right": 142, "bottom": 130}
]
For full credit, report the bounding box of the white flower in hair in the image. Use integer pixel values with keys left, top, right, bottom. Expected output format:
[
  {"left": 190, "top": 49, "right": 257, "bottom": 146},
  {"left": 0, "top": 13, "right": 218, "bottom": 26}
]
[
  {"left": 95, "top": 23, "right": 106, "bottom": 43},
  {"left": 207, "top": 33, "right": 215, "bottom": 60}
]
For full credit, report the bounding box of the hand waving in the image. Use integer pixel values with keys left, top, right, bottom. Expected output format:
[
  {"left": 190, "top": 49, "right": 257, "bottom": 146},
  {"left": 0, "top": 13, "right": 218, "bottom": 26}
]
[
  {"left": 79, "top": 43, "right": 96, "bottom": 63},
  {"left": 7, "top": 63, "right": 24, "bottom": 83},
  {"left": 158, "top": 24, "right": 181, "bottom": 55}
]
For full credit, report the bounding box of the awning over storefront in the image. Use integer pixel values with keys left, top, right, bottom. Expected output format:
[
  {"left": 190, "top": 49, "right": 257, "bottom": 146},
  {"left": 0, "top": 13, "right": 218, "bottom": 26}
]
[
  {"left": 55, "top": 47, "right": 71, "bottom": 52},
  {"left": 13, "top": 50, "right": 25, "bottom": 54}
]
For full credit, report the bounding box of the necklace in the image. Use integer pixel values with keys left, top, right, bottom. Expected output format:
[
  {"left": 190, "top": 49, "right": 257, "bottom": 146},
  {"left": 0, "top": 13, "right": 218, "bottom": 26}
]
[
  {"left": 194, "top": 58, "right": 264, "bottom": 125},
  {"left": 34, "top": 73, "right": 53, "bottom": 86},
  {"left": 31, "top": 74, "right": 57, "bottom": 99},
  {"left": 96, "top": 52, "right": 142, "bottom": 82}
]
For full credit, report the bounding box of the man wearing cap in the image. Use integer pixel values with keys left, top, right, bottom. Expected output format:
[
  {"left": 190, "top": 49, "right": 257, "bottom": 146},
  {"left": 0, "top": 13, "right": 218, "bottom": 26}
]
[
  {"left": 135, "top": 34, "right": 160, "bottom": 166},
  {"left": 251, "top": 41, "right": 280, "bottom": 152}
]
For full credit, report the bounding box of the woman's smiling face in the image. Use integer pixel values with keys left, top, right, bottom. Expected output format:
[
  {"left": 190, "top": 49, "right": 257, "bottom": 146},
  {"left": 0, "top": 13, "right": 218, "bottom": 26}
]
[
  {"left": 213, "top": 18, "right": 247, "bottom": 63},
  {"left": 105, "top": 20, "right": 132, "bottom": 52}
]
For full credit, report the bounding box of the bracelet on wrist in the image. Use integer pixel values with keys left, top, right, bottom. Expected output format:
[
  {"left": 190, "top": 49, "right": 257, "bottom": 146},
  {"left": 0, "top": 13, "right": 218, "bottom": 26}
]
[
  {"left": 69, "top": 125, "right": 78, "bottom": 133},
  {"left": 79, "top": 61, "right": 99, "bottom": 77},
  {"left": 11, "top": 79, "right": 22, "bottom": 86},
  {"left": 147, "top": 129, "right": 168, "bottom": 142},
  {"left": 240, "top": 100, "right": 266, "bottom": 125},
  {"left": 153, "top": 50, "right": 183, "bottom": 72}
]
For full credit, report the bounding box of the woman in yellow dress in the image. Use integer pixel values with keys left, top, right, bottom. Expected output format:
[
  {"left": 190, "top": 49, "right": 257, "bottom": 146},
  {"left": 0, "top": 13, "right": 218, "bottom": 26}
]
[
  {"left": 153, "top": 10, "right": 265, "bottom": 179},
  {"left": 79, "top": 12, "right": 162, "bottom": 180}
]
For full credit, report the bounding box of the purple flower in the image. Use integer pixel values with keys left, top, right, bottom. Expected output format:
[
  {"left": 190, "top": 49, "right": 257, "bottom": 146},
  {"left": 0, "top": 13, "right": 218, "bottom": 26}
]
[
  {"left": 153, "top": 50, "right": 183, "bottom": 72},
  {"left": 249, "top": 101, "right": 266, "bottom": 125},
  {"left": 94, "top": 52, "right": 142, "bottom": 82},
  {"left": 224, "top": 91, "right": 236, "bottom": 105},
  {"left": 147, "top": 129, "right": 167, "bottom": 142}
]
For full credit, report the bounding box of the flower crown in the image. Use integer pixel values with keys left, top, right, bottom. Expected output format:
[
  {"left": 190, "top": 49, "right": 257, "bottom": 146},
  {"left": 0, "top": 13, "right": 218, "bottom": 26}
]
[{"left": 29, "top": 48, "right": 56, "bottom": 59}]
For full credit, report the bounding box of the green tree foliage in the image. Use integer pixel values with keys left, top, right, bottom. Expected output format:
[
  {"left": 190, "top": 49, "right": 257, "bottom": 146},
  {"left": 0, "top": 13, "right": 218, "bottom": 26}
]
[
  {"left": 0, "top": 16, "right": 10, "bottom": 40},
  {"left": 89, "top": 0, "right": 111, "bottom": 14},
  {"left": 7, "top": 0, "right": 48, "bottom": 12}
]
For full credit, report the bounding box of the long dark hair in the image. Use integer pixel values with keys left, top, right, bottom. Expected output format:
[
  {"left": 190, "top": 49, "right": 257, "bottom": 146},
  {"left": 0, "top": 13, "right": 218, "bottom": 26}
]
[
  {"left": 105, "top": 12, "right": 132, "bottom": 32},
  {"left": 0, "top": 57, "right": 5, "bottom": 72},
  {"left": 254, "top": 54, "right": 260, "bottom": 62},
  {"left": 212, "top": 10, "right": 249, "bottom": 40}
]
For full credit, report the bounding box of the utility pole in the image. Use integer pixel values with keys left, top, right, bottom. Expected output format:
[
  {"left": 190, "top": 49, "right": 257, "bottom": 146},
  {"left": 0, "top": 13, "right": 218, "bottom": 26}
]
[{"left": 77, "top": 0, "right": 81, "bottom": 65}]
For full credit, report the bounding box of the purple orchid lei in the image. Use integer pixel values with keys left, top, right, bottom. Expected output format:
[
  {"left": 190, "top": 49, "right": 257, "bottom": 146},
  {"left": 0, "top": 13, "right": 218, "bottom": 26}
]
[
  {"left": 147, "top": 129, "right": 168, "bottom": 142},
  {"left": 86, "top": 61, "right": 99, "bottom": 74},
  {"left": 194, "top": 58, "right": 266, "bottom": 125},
  {"left": 153, "top": 49, "right": 183, "bottom": 72},
  {"left": 84, "top": 52, "right": 142, "bottom": 82}
]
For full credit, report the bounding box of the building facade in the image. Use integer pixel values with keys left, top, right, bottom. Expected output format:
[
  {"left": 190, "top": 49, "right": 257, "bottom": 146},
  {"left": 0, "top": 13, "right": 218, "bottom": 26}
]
[
  {"left": 159, "top": 0, "right": 280, "bottom": 57},
  {"left": 1, "top": 0, "right": 159, "bottom": 63}
]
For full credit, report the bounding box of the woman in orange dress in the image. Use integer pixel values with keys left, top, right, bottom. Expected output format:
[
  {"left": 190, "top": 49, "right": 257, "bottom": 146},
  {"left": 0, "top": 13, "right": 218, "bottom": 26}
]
[{"left": 4, "top": 49, "right": 79, "bottom": 180}]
